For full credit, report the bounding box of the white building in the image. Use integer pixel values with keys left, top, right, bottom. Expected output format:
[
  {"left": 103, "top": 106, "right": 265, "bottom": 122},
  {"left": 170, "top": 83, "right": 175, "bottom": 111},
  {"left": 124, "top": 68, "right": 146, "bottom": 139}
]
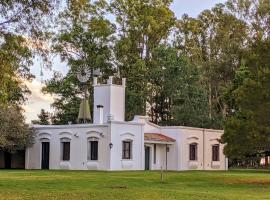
[{"left": 26, "top": 77, "right": 228, "bottom": 171}]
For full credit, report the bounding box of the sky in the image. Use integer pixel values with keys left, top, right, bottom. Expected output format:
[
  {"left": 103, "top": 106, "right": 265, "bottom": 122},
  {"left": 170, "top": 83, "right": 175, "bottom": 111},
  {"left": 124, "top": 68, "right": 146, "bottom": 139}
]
[{"left": 24, "top": 0, "right": 226, "bottom": 123}]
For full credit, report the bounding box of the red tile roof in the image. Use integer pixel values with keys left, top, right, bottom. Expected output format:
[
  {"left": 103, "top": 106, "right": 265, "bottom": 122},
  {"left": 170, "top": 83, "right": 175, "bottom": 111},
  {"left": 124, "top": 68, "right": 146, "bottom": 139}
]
[{"left": 144, "top": 133, "right": 175, "bottom": 143}]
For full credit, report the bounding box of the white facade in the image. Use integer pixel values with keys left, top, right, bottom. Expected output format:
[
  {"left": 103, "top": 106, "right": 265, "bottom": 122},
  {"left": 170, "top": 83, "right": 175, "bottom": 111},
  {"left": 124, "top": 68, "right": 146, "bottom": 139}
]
[{"left": 27, "top": 77, "right": 228, "bottom": 171}]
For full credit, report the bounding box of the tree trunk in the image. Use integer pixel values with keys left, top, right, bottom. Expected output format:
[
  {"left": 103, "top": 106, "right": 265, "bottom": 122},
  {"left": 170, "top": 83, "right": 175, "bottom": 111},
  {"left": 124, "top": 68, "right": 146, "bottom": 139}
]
[
  {"left": 265, "top": 156, "right": 269, "bottom": 167},
  {"left": 208, "top": 82, "right": 212, "bottom": 119}
]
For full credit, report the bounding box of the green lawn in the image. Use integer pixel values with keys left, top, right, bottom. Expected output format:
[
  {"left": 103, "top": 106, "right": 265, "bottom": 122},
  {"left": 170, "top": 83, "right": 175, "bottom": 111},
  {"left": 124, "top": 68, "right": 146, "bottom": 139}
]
[{"left": 0, "top": 170, "right": 269, "bottom": 200}]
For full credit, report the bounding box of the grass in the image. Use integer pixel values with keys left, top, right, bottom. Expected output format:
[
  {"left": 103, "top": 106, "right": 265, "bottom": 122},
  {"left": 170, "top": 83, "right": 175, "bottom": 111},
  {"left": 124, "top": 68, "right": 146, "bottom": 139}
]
[{"left": 0, "top": 170, "right": 270, "bottom": 200}]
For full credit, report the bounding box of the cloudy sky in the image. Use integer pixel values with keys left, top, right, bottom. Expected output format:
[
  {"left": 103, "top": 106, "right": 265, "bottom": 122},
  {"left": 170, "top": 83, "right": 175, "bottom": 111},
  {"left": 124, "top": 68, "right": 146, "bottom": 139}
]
[{"left": 24, "top": 0, "right": 226, "bottom": 123}]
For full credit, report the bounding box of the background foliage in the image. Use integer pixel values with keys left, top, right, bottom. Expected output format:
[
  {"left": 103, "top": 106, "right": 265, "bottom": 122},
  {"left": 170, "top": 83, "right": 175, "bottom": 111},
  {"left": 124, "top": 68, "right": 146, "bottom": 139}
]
[{"left": 1, "top": 0, "right": 270, "bottom": 159}]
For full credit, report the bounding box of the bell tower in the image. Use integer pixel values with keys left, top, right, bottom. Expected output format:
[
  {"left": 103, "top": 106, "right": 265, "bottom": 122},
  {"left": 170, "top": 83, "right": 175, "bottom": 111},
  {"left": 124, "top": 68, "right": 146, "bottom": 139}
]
[{"left": 93, "top": 76, "right": 126, "bottom": 124}]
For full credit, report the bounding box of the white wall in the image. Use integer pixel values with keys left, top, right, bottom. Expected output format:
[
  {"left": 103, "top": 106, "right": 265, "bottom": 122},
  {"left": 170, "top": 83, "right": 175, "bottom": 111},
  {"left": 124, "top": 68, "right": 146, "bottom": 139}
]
[
  {"left": 110, "top": 85, "right": 125, "bottom": 121},
  {"left": 133, "top": 116, "right": 161, "bottom": 133},
  {"left": 27, "top": 124, "right": 110, "bottom": 170},
  {"left": 133, "top": 116, "right": 227, "bottom": 171},
  {"left": 203, "top": 129, "right": 226, "bottom": 170},
  {"left": 162, "top": 126, "right": 226, "bottom": 171},
  {"left": 157, "top": 128, "right": 179, "bottom": 170},
  {"left": 28, "top": 117, "right": 227, "bottom": 171},
  {"left": 93, "top": 77, "right": 125, "bottom": 124},
  {"left": 144, "top": 143, "right": 169, "bottom": 170},
  {"left": 109, "top": 121, "right": 144, "bottom": 170},
  {"left": 93, "top": 85, "right": 111, "bottom": 124}
]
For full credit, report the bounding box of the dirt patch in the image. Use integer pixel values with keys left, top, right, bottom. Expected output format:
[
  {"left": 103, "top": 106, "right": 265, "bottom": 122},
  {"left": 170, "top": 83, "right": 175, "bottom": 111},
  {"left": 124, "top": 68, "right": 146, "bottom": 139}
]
[
  {"left": 224, "top": 179, "right": 270, "bottom": 185},
  {"left": 107, "top": 186, "right": 128, "bottom": 189}
]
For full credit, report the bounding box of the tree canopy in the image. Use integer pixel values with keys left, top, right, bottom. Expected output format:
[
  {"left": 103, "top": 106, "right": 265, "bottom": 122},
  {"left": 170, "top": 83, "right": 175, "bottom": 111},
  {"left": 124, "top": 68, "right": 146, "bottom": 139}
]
[
  {"left": 0, "top": 106, "right": 35, "bottom": 152},
  {"left": 0, "top": 0, "right": 59, "bottom": 106},
  {"left": 32, "top": 109, "right": 51, "bottom": 125},
  {"left": 0, "top": 0, "right": 59, "bottom": 151},
  {"left": 43, "top": 0, "right": 115, "bottom": 124},
  {"left": 2, "top": 0, "right": 270, "bottom": 160},
  {"left": 222, "top": 39, "right": 270, "bottom": 159}
]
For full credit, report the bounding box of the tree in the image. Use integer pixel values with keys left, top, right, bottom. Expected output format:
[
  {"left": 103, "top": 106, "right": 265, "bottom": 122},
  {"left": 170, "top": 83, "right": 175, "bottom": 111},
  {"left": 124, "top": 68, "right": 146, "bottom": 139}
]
[
  {"left": 32, "top": 109, "right": 50, "bottom": 125},
  {"left": 175, "top": 3, "right": 248, "bottom": 128},
  {"left": 111, "top": 0, "right": 175, "bottom": 120},
  {"left": 0, "top": 106, "right": 36, "bottom": 152},
  {"left": 0, "top": 34, "right": 32, "bottom": 106},
  {"left": 0, "top": 0, "right": 59, "bottom": 107},
  {"left": 222, "top": 39, "right": 270, "bottom": 159},
  {"left": 147, "top": 45, "right": 181, "bottom": 124},
  {"left": 44, "top": 71, "right": 82, "bottom": 124},
  {"left": 0, "top": 0, "right": 57, "bottom": 152},
  {"left": 226, "top": 0, "right": 270, "bottom": 41},
  {"left": 44, "top": 0, "right": 115, "bottom": 124},
  {"left": 147, "top": 45, "right": 212, "bottom": 127},
  {"left": 0, "top": 1, "right": 57, "bottom": 32}
]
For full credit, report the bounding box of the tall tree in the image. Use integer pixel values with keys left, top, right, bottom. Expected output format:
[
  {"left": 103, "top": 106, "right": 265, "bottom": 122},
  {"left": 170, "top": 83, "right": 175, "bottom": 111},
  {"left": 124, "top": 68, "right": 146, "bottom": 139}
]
[
  {"left": 0, "top": 34, "right": 32, "bottom": 106},
  {"left": 222, "top": 38, "right": 270, "bottom": 159},
  {"left": 147, "top": 45, "right": 211, "bottom": 127},
  {"left": 111, "top": 0, "right": 175, "bottom": 120},
  {"left": 44, "top": 0, "right": 115, "bottom": 124},
  {"left": 0, "top": 1, "right": 57, "bottom": 152},
  {"left": 226, "top": 0, "right": 270, "bottom": 41},
  {"left": 0, "top": 0, "right": 59, "bottom": 106},
  {"left": 220, "top": 0, "right": 270, "bottom": 159},
  {"left": 175, "top": 3, "right": 248, "bottom": 128}
]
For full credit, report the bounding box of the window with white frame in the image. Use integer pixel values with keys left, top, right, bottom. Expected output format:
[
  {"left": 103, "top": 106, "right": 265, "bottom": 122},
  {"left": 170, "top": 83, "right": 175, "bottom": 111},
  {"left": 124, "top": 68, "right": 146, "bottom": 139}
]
[
  {"left": 122, "top": 140, "right": 132, "bottom": 159},
  {"left": 88, "top": 137, "right": 99, "bottom": 161},
  {"left": 60, "top": 138, "right": 71, "bottom": 161},
  {"left": 189, "top": 143, "right": 198, "bottom": 161}
]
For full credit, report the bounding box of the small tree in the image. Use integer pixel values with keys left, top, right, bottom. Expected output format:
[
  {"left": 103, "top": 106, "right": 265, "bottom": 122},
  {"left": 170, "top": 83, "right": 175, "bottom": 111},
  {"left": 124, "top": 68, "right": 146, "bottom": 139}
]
[
  {"left": 32, "top": 109, "right": 50, "bottom": 125},
  {"left": 0, "top": 106, "right": 36, "bottom": 152}
]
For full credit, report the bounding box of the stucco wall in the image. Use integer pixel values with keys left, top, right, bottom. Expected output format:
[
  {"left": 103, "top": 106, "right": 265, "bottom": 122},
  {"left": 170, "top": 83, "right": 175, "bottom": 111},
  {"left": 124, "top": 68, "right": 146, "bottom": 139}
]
[
  {"left": 203, "top": 129, "right": 226, "bottom": 170},
  {"left": 144, "top": 143, "right": 169, "bottom": 170},
  {"left": 93, "top": 83, "right": 125, "bottom": 123},
  {"left": 28, "top": 117, "right": 227, "bottom": 171},
  {"left": 109, "top": 121, "right": 144, "bottom": 170},
  {"left": 93, "top": 85, "right": 111, "bottom": 124},
  {"left": 169, "top": 127, "right": 226, "bottom": 171},
  {"left": 110, "top": 86, "right": 125, "bottom": 122},
  {"left": 27, "top": 124, "right": 110, "bottom": 170},
  {"left": 133, "top": 116, "right": 227, "bottom": 171}
]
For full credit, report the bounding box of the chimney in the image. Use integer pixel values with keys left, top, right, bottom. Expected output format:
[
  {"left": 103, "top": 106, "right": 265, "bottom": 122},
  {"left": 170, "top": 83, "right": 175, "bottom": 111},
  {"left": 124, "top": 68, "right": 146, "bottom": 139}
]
[
  {"left": 108, "top": 76, "right": 113, "bottom": 85},
  {"left": 122, "top": 78, "right": 126, "bottom": 87},
  {"left": 108, "top": 114, "right": 114, "bottom": 122},
  {"left": 93, "top": 77, "right": 98, "bottom": 86},
  {"left": 97, "top": 105, "right": 104, "bottom": 124}
]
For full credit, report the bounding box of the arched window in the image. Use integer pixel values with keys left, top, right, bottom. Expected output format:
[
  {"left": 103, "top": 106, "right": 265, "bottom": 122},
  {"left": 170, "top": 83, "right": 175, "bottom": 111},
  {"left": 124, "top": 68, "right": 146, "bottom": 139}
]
[
  {"left": 212, "top": 144, "right": 220, "bottom": 161},
  {"left": 189, "top": 143, "right": 198, "bottom": 161},
  {"left": 60, "top": 138, "right": 71, "bottom": 161},
  {"left": 122, "top": 140, "right": 132, "bottom": 160},
  {"left": 88, "top": 137, "right": 99, "bottom": 161}
]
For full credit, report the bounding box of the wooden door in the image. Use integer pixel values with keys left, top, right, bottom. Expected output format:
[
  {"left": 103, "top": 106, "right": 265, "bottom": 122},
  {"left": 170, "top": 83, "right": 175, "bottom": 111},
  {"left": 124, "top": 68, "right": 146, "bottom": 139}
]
[
  {"left": 41, "top": 142, "right": 50, "bottom": 169},
  {"left": 145, "top": 146, "right": 150, "bottom": 170},
  {"left": 4, "top": 152, "right": 11, "bottom": 169}
]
